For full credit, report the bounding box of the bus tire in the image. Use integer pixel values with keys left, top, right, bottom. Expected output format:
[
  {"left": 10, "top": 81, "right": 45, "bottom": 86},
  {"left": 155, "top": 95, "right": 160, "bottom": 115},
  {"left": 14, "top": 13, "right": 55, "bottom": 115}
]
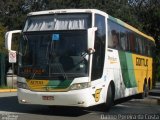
[
  {"left": 102, "top": 84, "right": 114, "bottom": 111},
  {"left": 138, "top": 82, "right": 148, "bottom": 99},
  {"left": 144, "top": 82, "right": 149, "bottom": 97},
  {"left": 148, "top": 79, "right": 151, "bottom": 90}
]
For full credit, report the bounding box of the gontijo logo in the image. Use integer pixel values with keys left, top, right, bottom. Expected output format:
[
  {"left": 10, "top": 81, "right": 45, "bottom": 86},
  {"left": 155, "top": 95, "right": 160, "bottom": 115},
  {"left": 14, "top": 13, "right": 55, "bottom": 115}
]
[{"left": 136, "top": 57, "right": 148, "bottom": 67}]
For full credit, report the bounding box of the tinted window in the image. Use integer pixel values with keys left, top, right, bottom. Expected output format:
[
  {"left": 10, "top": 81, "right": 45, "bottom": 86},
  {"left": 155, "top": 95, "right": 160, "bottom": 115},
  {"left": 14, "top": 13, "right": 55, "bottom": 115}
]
[
  {"left": 91, "top": 14, "right": 106, "bottom": 80},
  {"left": 120, "top": 26, "right": 128, "bottom": 51},
  {"left": 108, "top": 20, "right": 122, "bottom": 50},
  {"left": 108, "top": 19, "right": 154, "bottom": 57}
]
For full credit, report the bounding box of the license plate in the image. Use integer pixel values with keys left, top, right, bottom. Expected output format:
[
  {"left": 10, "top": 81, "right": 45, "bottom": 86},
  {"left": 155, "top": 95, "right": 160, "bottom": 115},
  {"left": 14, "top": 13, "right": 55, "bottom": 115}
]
[{"left": 42, "top": 96, "right": 54, "bottom": 100}]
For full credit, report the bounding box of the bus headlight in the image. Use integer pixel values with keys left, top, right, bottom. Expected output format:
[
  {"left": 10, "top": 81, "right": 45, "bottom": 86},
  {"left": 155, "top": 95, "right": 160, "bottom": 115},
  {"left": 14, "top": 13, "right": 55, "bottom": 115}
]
[
  {"left": 69, "top": 82, "right": 91, "bottom": 90},
  {"left": 17, "top": 82, "right": 29, "bottom": 89}
]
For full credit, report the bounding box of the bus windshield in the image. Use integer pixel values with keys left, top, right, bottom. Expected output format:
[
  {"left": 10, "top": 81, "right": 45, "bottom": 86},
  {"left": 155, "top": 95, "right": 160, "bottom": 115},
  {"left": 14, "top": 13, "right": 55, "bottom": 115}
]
[
  {"left": 18, "top": 30, "right": 88, "bottom": 79},
  {"left": 23, "top": 13, "right": 91, "bottom": 31}
]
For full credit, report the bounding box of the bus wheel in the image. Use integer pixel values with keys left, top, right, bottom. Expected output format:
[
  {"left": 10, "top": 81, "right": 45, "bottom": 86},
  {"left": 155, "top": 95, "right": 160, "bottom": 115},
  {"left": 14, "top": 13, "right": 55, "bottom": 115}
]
[
  {"left": 139, "top": 82, "right": 148, "bottom": 99},
  {"left": 102, "top": 84, "right": 114, "bottom": 111},
  {"left": 144, "top": 82, "right": 149, "bottom": 97}
]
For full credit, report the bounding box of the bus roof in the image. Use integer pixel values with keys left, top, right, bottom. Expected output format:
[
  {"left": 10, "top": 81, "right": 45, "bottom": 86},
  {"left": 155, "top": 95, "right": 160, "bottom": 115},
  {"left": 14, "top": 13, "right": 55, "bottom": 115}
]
[
  {"left": 27, "top": 9, "right": 154, "bottom": 42},
  {"left": 27, "top": 9, "right": 103, "bottom": 16}
]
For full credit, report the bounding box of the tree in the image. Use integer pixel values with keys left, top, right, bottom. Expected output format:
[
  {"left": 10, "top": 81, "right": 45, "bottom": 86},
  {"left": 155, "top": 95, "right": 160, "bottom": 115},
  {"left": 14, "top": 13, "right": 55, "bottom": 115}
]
[
  {"left": 0, "top": 0, "right": 26, "bottom": 30},
  {"left": 0, "top": 23, "right": 7, "bottom": 53},
  {"left": 129, "top": 0, "right": 160, "bottom": 47}
]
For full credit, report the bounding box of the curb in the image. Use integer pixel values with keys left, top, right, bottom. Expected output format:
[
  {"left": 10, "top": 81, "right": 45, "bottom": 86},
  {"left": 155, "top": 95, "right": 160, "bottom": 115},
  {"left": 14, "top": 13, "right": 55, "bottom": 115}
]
[{"left": 0, "top": 89, "right": 17, "bottom": 93}]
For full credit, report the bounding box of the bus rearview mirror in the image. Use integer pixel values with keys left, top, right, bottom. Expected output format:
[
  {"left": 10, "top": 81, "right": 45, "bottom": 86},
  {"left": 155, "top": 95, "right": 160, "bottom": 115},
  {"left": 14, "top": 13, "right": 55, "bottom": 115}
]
[
  {"left": 5, "top": 30, "right": 22, "bottom": 51},
  {"left": 87, "top": 27, "right": 97, "bottom": 50}
]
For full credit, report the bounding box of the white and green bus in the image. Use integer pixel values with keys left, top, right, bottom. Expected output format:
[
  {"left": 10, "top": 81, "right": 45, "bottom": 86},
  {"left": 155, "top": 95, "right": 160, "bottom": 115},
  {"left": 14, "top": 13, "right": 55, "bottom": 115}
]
[{"left": 5, "top": 9, "right": 155, "bottom": 110}]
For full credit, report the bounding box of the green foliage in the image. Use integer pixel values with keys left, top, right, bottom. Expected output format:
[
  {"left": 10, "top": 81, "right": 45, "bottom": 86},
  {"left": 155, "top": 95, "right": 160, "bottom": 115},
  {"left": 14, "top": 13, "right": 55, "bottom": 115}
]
[
  {"left": 0, "top": 85, "right": 13, "bottom": 89},
  {"left": 0, "top": 0, "right": 25, "bottom": 29},
  {"left": 0, "top": 24, "right": 7, "bottom": 53},
  {"left": 129, "top": 0, "right": 160, "bottom": 46}
]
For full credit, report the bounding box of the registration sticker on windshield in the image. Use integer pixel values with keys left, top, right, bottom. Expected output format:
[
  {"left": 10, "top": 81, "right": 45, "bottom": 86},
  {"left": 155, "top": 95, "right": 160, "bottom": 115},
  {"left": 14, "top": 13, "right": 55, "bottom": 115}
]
[{"left": 52, "top": 34, "right": 60, "bottom": 41}]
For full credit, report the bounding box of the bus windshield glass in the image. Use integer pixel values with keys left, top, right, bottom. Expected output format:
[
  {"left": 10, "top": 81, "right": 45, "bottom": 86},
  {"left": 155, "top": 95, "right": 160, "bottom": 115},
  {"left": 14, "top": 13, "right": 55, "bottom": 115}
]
[
  {"left": 18, "top": 30, "right": 88, "bottom": 79},
  {"left": 23, "top": 13, "right": 91, "bottom": 31}
]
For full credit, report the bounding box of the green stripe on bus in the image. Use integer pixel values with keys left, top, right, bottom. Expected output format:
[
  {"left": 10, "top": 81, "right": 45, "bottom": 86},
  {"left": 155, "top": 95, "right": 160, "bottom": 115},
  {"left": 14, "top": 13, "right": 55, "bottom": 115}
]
[
  {"left": 119, "top": 51, "right": 137, "bottom": 88},
  {"left": 48, "top": 79, "right": 73, "bottom": 89}
]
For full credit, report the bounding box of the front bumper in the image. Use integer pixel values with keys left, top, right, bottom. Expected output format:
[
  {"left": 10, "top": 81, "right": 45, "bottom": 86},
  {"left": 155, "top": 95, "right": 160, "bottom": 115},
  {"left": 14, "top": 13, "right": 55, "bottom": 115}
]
[{"left": 17, "top": 88, "right": 95, "bottom": 107}]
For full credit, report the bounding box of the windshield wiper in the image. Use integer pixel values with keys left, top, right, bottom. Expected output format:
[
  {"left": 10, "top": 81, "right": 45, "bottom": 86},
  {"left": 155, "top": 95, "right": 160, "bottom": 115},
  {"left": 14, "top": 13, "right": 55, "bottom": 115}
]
[
  {"left": 22, "top": 34, "right": 29, "bottom": 56},
  {"left": 48, "top": 40, "right": 68, "bottom": 80},
  {"left": 30, "top": 71, "right": 36, "bottom": 80},
  {"left": 81, "top": 51, "right": 89, "bottom": 61},
  {"left": 49, "top": 63, "right": 68, "bottom": 80},
  {"left": 57, "top": 63, "right": 68, "bottom": 80}
]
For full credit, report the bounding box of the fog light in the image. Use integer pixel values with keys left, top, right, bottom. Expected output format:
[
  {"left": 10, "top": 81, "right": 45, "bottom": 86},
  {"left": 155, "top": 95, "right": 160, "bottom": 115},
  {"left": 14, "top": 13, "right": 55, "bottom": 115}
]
[{"left": 21, "top": 99, "right": 27, "bottom": 103}]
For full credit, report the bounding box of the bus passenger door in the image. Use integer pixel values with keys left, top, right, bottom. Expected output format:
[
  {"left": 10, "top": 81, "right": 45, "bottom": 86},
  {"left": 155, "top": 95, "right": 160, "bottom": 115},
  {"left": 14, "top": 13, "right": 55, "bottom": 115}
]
[{"left": 89, "top": 14, "right": 106, "bottom": 104}]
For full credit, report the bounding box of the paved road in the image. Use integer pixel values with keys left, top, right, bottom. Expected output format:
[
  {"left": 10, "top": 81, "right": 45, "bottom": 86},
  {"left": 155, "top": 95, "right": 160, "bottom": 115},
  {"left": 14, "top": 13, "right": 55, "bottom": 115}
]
[{"left": 0, "top": 92, "right": 160, "bottom": 120}]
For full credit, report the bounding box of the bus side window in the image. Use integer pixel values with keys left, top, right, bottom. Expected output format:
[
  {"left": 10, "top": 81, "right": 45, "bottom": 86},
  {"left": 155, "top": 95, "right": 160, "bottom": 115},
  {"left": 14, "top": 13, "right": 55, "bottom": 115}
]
[
  {"left": 120, "top": 28, "right": 127, "bottom": 51},
  {"left": 135, "top": 35, "right": 143, "bottom": 54},
  {"left": 108, "top": 20, "right": 113, "bottom": 48},
  {"left": 150, "top": 42, "right": 155, "bottom": 57},
  {"left": 148, "top": 41, "right": 154, "bottom": 57},
  {"left": 108, "top": 20, "right": 122, "bottom": 50},
  {"left": 128, "top": 31, "right": 135, "bottom": 53},
  {"left": 144, "top": 39, "right": 150, "bottom": 56},
  {"left": 111, "top": 30, "right": 122, "bottom": 50}
]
